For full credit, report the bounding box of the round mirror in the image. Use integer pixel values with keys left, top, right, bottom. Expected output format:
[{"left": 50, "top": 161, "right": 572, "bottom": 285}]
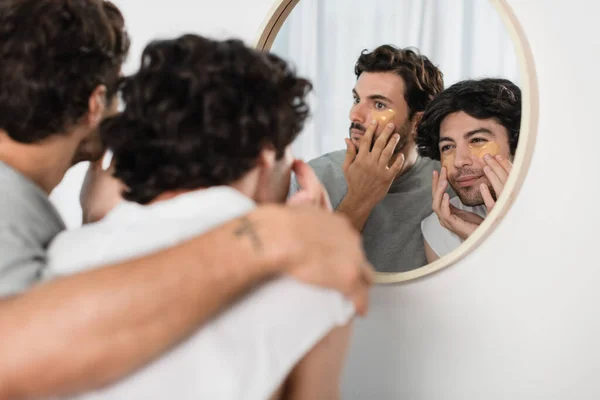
[{"left": 256, "top": 0, "right": 538, "bottom": 283}]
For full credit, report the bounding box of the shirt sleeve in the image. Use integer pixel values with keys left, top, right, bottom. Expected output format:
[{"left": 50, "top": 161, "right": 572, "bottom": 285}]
[
  {"left": 0, "top": 225, "right": 47, "bottom": 297},
  {"left": 420, "top": 211, "right": 463, "bottom": 259}
]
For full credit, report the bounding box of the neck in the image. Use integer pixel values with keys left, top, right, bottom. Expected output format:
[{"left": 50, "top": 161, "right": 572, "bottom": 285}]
[
  {"left": 0, "top": 130, "right": 80, "bottom": 194},
  {"left": 150, "top": 171, "right": 260, "bottom": 205}
]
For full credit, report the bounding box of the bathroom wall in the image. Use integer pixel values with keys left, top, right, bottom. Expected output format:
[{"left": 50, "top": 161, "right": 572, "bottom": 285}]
[{"left": 50, "top": 0, "right": 600, "bottom": 398}]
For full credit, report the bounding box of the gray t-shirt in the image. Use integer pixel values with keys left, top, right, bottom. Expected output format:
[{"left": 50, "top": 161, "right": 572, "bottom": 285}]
[
  {"left": 0, "top": 161, "right": 65, "bottom": 296},
  {"left": 291, "top": 150, "right": 440, "bottom": 273}
]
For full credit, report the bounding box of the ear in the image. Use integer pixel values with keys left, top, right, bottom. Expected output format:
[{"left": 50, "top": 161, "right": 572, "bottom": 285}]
[
  {"left": 257, "top": 147, "right": 277, "bottom": 169},
  {"left": 410, "top": 111, "right": 424, "bottom": 139},
  {"left": 86, "top": 85, "right": 108, "bottom": 128}
]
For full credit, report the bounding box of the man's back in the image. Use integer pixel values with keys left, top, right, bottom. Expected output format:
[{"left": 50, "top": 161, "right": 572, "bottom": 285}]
[
  {"left": 45, "top": 186, "right": 354, "bottom": 400},
  {"left": 294, "top": 150, "right": 440, "bottom": 273},
  {"left": 0, "top": 161, "right": 65, "bottom": 296}
]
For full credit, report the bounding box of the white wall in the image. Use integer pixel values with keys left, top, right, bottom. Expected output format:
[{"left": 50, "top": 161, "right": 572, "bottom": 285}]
[
  {"left": 342, "top": 1, "right": 600, "bottom": 398},
  {"left": 50, "top": 0, "right": 600, "bottom": 398}
]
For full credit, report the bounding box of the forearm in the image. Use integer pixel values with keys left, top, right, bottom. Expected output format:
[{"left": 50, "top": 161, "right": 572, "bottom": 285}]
[
  {"left": 0, "top": 207, "right": 286, "bottom": 400},
  {"left": 283, "top": 322, "right": 353, "bottom": 400},
  {"left": 336, "top": 193, "right": 376, "bottom": 232}
]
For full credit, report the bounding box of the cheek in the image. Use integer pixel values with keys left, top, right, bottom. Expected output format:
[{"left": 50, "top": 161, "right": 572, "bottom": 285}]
[
  {"left": 371, "top": 109, "right": 396, "bottom": 135},
  {"left": 441, "top": 152, "right": 454, "bottom": 170},
  {"left": 469, "top": 141, "right": 501, "bottom": 159}
]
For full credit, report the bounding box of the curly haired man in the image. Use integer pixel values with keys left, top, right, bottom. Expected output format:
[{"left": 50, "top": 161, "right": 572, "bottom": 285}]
[{"left": 44, "top": 35, "right": 356, "bottom": 400}]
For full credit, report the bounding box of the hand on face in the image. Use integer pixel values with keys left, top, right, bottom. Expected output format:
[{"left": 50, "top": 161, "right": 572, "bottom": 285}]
[
  {"left": 342, "top": 119, "right": 405, "bottom": 207},
  {"left": 287, "top": 160, "right": 333, "bottom": 210},
  {"left": 480, "top": 154, "right": 513, "bottom": 211},
  {"left": 432, "top": 167, "right": 484, "bottom": 241},
  {"left": 80, "top": 153, "right": 125, "bottom": 224}
]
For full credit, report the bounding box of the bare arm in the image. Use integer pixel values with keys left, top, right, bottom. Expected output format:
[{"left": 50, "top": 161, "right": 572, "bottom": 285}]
[
  {"left": 278, "top": 322, "right": 353, "bottom": 400},
  {"left": 338, "top": 121, "right": 404, "bottom": 232},
  {"left": 0, "top": 205, "right": 372, "bottom": 400},
  {"left": 336, "top": 194, "right": 377, "bottom": 232},
  {"left": 424, "top": 238, "right": 440, "bottom": 264}
]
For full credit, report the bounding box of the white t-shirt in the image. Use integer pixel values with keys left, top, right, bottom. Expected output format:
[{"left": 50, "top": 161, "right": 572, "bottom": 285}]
[
  {"left": 45, "top": 186, "right": 354, "bottom": 400},
  {"left": 420, "top": 196, "right": 487, "bottom": 258}
]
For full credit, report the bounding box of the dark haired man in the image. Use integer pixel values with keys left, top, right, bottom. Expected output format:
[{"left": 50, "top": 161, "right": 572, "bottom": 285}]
[
  {"left": 0, "top": 1, "right": 371, "bottom": 398},
  {"left": 292, "top": 45, "right": 445, "bottom": 272},
  {"left": 417, "top": 78, "right": 521, "bottom": 261},
  {"left": 45, "top": 34, "right": 355, "bottom": 400}
]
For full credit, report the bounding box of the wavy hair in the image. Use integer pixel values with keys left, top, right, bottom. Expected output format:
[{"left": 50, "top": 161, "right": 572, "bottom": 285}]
[
  {"left": 355, "top": 45, "right": 444, "bottom": 118},
  {"left": 101, "top": 35, "right": 312, "bottom": 204},
  {"left": 0, "top": 0, "right": 129, "bottom": 143},
  {"left": 416, "top": 78, "right": 522, "bottom": 160}
]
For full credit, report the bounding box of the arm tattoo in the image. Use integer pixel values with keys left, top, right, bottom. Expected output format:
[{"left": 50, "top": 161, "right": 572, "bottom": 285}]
[{"left": 234, "top": 216, "right": 263, "bottom": 252}]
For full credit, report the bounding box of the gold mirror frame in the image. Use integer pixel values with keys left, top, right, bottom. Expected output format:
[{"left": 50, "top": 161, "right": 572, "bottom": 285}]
[{"left": 254, "top": 0, "right": 539, "bottom": 284}]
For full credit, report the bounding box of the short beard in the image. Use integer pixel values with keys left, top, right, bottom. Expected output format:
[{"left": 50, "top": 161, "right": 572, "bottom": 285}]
[
  {"left": 452, "top": 181, "right": 497, "bottom": 207},
  {"left": 354, "top": 119, "right": 412, "bottom": 154}
]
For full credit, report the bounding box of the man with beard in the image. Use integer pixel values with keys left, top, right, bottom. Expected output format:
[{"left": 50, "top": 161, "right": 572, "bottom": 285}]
[
  {"left": 417, "top": 78, "right": 521, "bottom": 261},
  {"left": 291, "top": 45, "right": 445, "bottom": 273},
  {"left": 44, "top": 35, "right": 355, "bottom": 400},
  {"left": 0, "top": 1, "right": 371, "bottom": 398}
]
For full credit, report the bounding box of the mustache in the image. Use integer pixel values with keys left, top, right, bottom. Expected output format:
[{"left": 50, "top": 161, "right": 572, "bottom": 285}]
[
  {"left": 349, "top": 122, "right": 366, "bottom": 133},
  {"left": 452, "top": 168, "right": 484, "bottom": 180}
]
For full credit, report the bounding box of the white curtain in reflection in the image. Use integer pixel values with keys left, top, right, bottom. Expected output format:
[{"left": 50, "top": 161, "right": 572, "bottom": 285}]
[{"left": 271, "top": 0, "right": 521, "bottom": 161}]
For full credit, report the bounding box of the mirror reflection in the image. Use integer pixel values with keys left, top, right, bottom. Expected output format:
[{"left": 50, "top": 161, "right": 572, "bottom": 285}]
[{"left": 271, "top": 0, "right": 522, "bottom": 273}]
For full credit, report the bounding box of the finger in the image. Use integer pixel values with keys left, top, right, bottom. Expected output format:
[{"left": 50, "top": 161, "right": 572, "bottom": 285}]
[
  {"left": 432, "top": 170, "right": 439, "bottom": 198},
  {"left": 358, "top": 119, "right": 377, "bottom": 155},
  {"left": 287, "top": 190, "right": 313, "bottom": 207},
  {"left": 372, "top": 122, "right": 396, "bottom": 155},
  {"left": 292, "top": 160, "right": 332, "bottom": 211},
  {"left": 342, "top": 138, "right": 357, "bottom": 172},
  {"left": 320, "top": 187, "right": 333, "bottom": 211},
  {"left": 432, "top": 167, "right": 448, "bottom": 214},
  {"left": 483, "top": 154, "right": 509, "bottom": 183},
  {"left": 483, "top": 163, "right": 505, "bottom": 198},
  {"left": 440, "top": 192, "right": 454, "bottom": 222},
  {"left": 494, "top": 154, "right": 513, "bottom": 175},
  {"left": 479, "top": 183, "right": 496, "bottom": 211},
  {"left": 293, "top": 159, "right": 321, "bottom": 197},
  {"left": 379, "top": 133, "right": 400, "bottom": 167}
]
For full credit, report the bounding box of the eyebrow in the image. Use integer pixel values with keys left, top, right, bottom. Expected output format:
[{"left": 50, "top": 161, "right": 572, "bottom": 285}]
[
  {"left": 439, "top": 128, "right": 495, "bottom": 143},
  {"left": 352, "top": 89, "right": 394, "bottom": 105}
]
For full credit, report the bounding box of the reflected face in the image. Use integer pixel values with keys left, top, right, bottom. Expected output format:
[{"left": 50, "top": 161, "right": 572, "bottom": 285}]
[
  {"left": 349, "top": 72, "right": 412, "bottom": 151},
  {"left": 439, "top": 111, "right": 512, "bottom": 206}
]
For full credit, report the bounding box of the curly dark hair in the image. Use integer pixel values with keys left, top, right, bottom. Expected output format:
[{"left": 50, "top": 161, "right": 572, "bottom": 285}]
[
  {"left": 0, "top": 0, "right": 129, "bottom": 143},
  {"left": 355, "top": 45, "right": 444, "bottom": 118},
  {"left": 100, "top": 34, "right": 312, "bottom": 205},
  {"left": 416, "top": 78, "right": 522, "bottom": 160}
]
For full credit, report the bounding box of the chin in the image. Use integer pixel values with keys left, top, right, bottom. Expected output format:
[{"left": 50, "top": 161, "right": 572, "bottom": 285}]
[
  {"left": 457, "top": 192, "right": 485, "bottom": 207},
  {"left": 453, "top": 185, "right": 484, "bottom": 207}
]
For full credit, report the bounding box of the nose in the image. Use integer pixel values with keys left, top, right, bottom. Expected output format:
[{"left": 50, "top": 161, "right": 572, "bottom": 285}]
[
  {"left": 453, "top": 144, "right": 474, "bottom": 168},
  {"left": 349, "top": 102, "right": 367, "bottom": 125}
]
